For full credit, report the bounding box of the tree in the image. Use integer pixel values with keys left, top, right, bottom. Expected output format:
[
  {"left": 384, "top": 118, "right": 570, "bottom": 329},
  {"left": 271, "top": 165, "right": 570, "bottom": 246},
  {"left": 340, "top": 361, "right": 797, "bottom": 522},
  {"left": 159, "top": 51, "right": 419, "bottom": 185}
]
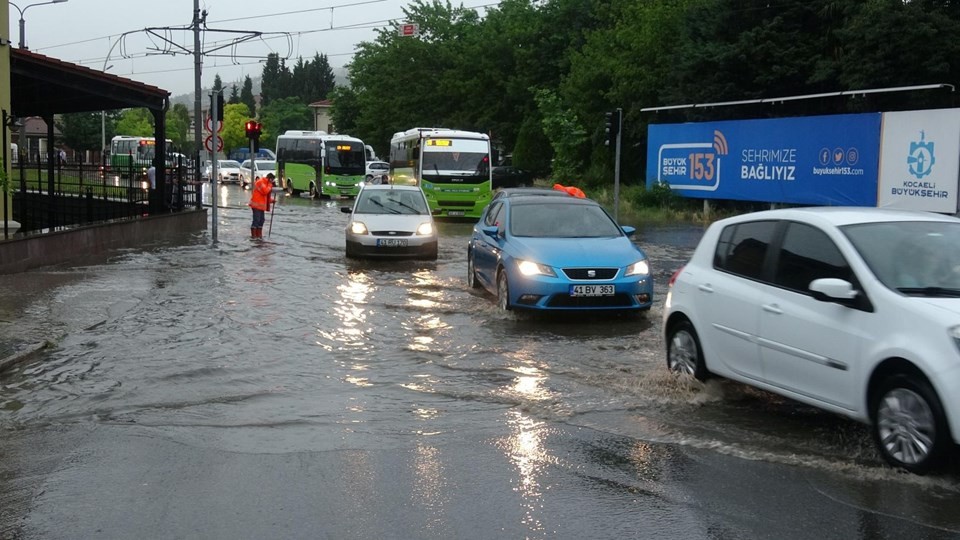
[
  {"left": 115, "top": 108, "right": 153, "bottom": 137},
  {"left": 228, "top": 84, "right": 240, "bottom": 104},
  {"left": 241, "top": 76, "right": 256, "bottom": 117},
  {"left": 212, "top": 74, "right": 223, "bottom": 95},
  {"left": 166, "top": 103, "right": 191, "bottom": 149},
  {"left": 221, "top": 103, "right": 253, "bottom": 156},
  {"left": 57, "top": 112, "right": 103, "bottom": 152},
  {"left": 259, "top": 97, "right": 312, "bottom": 149}
]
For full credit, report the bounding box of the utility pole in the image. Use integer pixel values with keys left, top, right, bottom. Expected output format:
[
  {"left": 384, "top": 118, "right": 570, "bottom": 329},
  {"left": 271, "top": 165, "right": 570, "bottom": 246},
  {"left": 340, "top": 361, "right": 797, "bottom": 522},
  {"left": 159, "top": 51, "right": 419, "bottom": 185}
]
[
  {"left": 193, "top": 1, "right": 204, "bottom": 195},
  {"left": 605, "top": 108, "right": 623, "bottom": 221}
]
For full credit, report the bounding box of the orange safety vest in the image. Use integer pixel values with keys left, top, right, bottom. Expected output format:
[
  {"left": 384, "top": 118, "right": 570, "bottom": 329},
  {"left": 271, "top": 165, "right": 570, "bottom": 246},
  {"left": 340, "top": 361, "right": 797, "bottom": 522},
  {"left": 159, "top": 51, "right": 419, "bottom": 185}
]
[
  {"left": 553, "top": 183, "right": 586, "bottom": 198},
  {"left": 249, "top": 176, "right": 274, "bottom": 211}
]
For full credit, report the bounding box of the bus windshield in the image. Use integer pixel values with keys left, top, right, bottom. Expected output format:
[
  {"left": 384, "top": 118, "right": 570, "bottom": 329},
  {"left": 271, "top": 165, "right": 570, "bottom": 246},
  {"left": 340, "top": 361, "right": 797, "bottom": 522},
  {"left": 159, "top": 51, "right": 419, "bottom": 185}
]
[
  {"left": 278, "top": 138, "right": 321, "bottom": 164},
  {"left": 324, "top": 142, "right": 365, "bottom": 175},
  {"left": 422, "top": 138, "right": 490, "bottom": 177}
]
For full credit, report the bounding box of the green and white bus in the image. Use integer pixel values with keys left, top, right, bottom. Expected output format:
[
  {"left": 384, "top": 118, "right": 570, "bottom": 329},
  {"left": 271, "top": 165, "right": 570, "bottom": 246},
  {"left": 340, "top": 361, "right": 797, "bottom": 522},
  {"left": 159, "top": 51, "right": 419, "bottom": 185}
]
[
  {"left": 389, "top": 128, "right": 492, "bottom": 218},
  {"left": 275, "top": 131, "right": 367, "bottom": 198},
  {"left": 110, "top": 135, "right": 175, "bottom": 173}
]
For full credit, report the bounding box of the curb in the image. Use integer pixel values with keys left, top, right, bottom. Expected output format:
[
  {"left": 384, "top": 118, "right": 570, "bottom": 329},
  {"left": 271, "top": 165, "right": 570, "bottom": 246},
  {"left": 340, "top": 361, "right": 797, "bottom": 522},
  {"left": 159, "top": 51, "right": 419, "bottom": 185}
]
[{"left": 0, "top": 341, "right": 50, "bottom": 374}]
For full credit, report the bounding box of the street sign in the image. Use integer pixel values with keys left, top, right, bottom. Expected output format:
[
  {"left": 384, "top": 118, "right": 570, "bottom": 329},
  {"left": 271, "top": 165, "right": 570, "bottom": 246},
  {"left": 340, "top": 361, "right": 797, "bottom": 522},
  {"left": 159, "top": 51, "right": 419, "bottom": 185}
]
[
  {"left": 205, "top": 116, "right": 223, "bottom": 133},
  {"left": 204, "top": 135, "right": 224, "bottom": 153},
  {"left": 399, "top": 23, "right": 419, "bottom": 37}
]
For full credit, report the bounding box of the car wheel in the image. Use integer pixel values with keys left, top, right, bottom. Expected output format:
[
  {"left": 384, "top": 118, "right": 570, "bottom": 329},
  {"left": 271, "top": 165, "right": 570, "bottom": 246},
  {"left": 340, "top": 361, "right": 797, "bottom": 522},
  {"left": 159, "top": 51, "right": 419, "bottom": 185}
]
[
  {"left": 467, "top": 251, "right": 481, "bottom": 289},
  {"left": 345, "top": 243, "right": 356, "bottom": 259},
  {"left": 309, "top": 183, "right": 318, "bottom": 199},
  {"left": 666, "top": 319, "right": 709, "bottom": 382},
  {"left": 496, "top": 269, "right": 511, "bottom": 311},
  {"left": 871, "top": 373, "right": 950, "bottom": 474}
]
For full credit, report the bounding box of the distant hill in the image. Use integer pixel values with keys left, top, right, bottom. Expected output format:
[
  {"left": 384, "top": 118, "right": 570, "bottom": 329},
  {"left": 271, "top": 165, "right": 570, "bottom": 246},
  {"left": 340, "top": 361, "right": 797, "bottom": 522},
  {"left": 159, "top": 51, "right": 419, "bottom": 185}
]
[{"left": 170, "top": 66, "right": 349, "bottom": 108}]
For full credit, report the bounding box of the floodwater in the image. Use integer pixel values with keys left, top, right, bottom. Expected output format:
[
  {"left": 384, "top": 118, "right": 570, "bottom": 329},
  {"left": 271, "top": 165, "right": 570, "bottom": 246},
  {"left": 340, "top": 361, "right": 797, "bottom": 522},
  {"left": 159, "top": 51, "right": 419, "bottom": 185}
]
[{"left": 1, "top": 184, "right": 960, "bottom": 537}]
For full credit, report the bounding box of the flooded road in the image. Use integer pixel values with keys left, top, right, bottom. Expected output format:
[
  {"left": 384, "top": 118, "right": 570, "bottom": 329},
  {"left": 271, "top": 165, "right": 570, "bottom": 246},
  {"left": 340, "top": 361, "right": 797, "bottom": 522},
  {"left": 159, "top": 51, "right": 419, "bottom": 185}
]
[{"left": 1, "top": 184, "right": 959, "bottom": 539}]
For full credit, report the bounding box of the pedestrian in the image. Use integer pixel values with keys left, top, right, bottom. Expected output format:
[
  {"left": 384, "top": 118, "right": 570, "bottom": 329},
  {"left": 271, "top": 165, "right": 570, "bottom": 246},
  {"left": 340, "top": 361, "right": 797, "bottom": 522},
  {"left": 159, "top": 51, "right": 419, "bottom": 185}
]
[
  {"left": 146, "top": 164, "right": 157, "bottom": 189},
  {"left": 58, "top": 148, "right": 66, "bottom": 167},
  {"left": 248, "top": 172, "right": 275, "bottom": 238}
]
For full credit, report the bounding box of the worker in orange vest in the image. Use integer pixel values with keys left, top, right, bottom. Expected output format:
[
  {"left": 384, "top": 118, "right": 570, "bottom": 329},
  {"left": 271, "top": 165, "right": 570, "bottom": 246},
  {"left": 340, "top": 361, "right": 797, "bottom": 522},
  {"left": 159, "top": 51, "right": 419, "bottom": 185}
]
[
  {"left": 248, "top": 173, "right": 276, "bottom": 238},
  {"left": 553, "top": 183, "right": 586, "bottom": 198}
]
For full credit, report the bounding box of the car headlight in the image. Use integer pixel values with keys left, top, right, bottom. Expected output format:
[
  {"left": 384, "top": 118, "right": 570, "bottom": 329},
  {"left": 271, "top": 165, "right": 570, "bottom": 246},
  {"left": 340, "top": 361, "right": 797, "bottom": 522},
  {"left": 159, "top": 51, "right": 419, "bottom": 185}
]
[
  {"left": 517, "top": 260, "right": 556, "bottom": 277},
  {"left": 950, "top": 326, "right": 960, "bottom": 353},
  {"left": 350, "top": 221, "right": 368, "bottom": 235},
  {"left": 416, "top": 222, "right": 434, "bottom": 236},
  {"left": 626, "top": 260, "right": 650, "bottom": 276}
]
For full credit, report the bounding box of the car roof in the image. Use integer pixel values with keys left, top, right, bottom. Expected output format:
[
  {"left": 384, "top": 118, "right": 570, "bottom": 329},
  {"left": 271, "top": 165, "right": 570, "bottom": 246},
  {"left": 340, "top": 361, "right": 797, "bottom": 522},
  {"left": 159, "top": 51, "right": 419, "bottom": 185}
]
[
  {"left": 494, "top": 187, "right": 570, "bottom": 198},
  {"left": 507, "top": 195, "right": 598, "bottom": 206},
  {"left": 718, "top": 206, "right": 960, "bottom": 227},
  {"left": 360, "top": 184, "right": 420, "bottom": 192}
]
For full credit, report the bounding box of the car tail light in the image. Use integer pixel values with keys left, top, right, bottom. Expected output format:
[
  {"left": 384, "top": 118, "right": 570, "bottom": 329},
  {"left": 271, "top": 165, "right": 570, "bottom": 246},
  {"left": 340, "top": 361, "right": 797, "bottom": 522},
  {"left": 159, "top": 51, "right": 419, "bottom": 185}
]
[{"left": 667, "top": 265, "right": 685, "bottom": 287}]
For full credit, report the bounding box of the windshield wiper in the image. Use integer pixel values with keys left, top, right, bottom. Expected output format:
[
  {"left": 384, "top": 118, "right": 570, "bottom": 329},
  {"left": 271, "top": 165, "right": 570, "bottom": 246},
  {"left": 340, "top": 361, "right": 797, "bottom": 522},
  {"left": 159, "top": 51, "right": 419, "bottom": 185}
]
[
  {"left": 897, "top": 286, "right": 960, "bottom": 297},
  {"left": 370, "top": 198, "right": 401, "bottom": 214}
]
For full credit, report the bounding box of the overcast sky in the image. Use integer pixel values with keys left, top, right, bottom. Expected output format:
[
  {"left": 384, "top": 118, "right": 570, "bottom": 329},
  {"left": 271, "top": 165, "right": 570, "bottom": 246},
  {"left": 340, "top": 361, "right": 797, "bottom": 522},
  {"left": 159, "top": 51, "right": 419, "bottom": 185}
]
[{"left": 9, "top": 0, "right": 487, "bottom": 97}]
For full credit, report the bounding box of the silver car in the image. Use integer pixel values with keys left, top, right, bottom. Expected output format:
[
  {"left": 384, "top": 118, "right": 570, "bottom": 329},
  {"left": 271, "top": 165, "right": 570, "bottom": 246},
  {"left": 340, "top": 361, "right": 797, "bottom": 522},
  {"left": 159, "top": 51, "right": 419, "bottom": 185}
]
[
  {"left": 203, "top": 160, "right": 243, "bottom": 184},
  {"left": 340, "top": 185, "right": 438, "bottom": 260}
]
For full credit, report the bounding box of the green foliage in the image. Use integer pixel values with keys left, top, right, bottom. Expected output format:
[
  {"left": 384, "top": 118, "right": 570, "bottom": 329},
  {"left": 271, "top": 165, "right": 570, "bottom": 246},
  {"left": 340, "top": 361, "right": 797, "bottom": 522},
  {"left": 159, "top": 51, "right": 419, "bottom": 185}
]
[
  {"left": 512, "top": 112, "right": 552, "bottom": 175},
  {"left": 259, "top": 98, "right": 313, "bottom": 149},
  {"left": 260, "top": 53, "right": 335, "bottom": 110},
  {"left": 228, "top": 85, "right": 240, "bottom": 104},
  {"left": 221, "top": 103, "right": 253, "bottom": 156},
  {"left": 115, "top": 108, "right": 153, "bottom": 137},
  {"left": 533, "top": 88, "right": 585, "bottom": 181},
  {"left": 57, "top": 112, "right": 104, "bottom": 152},
  {"left": 241, "top": 76, "right": 256, "bottom": 116},
  {"left": 166, "top": 103, "right": 191, "bottom": 148}
]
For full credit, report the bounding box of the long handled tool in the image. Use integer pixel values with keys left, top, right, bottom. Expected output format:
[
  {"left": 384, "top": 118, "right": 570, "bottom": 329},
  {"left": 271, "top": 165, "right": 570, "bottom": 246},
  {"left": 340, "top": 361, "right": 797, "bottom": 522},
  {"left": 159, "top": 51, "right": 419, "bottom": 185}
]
[{"left": 267, "top": 196, "right": 276, "bottom": 237}]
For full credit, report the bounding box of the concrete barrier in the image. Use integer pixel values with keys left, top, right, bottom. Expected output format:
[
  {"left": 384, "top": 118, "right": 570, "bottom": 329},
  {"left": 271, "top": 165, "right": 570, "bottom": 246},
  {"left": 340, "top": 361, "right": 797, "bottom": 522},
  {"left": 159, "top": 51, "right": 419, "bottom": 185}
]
[{"left": 0, "top": 209, "right": 208, "bottom": 274}]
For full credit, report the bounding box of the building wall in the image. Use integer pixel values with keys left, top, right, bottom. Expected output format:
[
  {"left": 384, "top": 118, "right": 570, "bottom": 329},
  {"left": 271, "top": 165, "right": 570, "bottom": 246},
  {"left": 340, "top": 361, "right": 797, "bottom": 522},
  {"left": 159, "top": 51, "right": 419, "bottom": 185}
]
[{"left": 313, "top": 107, "right": 333, "bottom": 133}]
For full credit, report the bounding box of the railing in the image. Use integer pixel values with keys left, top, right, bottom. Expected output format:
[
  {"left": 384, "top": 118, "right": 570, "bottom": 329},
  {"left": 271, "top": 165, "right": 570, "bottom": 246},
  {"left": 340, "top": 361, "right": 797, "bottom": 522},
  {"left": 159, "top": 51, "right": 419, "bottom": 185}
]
[{"left": 8, "top": 155, "right": 203, "bottom": 234}]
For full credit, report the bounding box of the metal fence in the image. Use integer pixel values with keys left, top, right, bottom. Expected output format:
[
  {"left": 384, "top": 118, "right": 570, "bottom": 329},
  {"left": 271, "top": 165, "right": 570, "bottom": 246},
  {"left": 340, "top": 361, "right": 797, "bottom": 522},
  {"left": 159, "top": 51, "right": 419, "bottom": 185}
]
[{"left": 8, "top": 155, "right": 203, "bottom": 235}]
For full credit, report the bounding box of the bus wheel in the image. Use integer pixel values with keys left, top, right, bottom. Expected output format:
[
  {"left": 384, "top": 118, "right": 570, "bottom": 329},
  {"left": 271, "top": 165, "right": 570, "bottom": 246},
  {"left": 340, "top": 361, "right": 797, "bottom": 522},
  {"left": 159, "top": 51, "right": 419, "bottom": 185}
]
[{"left": 309, "top": 183, "right": 318, "bottom": 199}]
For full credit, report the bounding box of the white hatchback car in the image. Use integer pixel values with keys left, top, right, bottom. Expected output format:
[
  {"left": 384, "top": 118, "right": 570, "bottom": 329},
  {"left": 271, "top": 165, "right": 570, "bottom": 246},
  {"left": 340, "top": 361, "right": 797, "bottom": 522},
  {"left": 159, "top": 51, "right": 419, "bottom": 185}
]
[
  {"left": 365, "top": 161, "right": 390, "bottom": 184},
  {"left": 341, "top": 184, "right": 438, "bottom": 260},
  {"left": 663, "top": 207, "right": 960, "bottom": 474}
]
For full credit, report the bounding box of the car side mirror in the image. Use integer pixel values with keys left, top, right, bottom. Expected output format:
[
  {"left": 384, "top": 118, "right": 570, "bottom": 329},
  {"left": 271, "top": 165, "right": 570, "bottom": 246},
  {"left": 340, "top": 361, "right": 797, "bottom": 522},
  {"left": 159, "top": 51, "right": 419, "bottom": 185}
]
[
  {"left": 340, "top": 206, "right": 352, "bottom": 214},
  {"left": 482, "top": 225, "right": 499, "bottom": 239},
  {"left": 809, "top": 278, "right": 873, "bottom": 312},
  {"left": 621, "top": 225, "right": 636, "bottom": 237}
]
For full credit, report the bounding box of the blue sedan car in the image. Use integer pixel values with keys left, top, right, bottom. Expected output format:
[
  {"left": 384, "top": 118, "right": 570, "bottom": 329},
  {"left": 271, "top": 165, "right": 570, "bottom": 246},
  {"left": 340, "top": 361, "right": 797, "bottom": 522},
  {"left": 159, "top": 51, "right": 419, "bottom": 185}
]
[{"left": 467, "top": 195, "right": 653, "bottom": 312}]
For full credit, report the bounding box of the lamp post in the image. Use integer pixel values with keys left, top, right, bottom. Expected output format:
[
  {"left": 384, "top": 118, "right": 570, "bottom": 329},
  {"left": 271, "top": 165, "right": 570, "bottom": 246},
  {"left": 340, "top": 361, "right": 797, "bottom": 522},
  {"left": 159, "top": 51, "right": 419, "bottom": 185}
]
[
  {"left": 101, "top": 63, "right": 113, "bottom": 156},
  {"left": 9, "top": 0, "right": 69, "bottom": 49}
]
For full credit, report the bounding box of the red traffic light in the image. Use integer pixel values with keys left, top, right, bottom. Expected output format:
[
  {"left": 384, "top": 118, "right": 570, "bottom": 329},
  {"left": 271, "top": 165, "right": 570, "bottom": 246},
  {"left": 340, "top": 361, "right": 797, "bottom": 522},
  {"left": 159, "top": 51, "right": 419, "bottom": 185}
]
[{"left": 245, "top": 120, "right": 262, "bottom": 139}]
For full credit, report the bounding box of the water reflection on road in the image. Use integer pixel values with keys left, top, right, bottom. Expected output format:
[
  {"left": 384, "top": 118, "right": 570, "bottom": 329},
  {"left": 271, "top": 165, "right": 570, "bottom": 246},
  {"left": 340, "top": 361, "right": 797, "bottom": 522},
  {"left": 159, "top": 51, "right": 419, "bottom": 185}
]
[{"left": 1, "top": 185, "right": 959, "bottom": 537}]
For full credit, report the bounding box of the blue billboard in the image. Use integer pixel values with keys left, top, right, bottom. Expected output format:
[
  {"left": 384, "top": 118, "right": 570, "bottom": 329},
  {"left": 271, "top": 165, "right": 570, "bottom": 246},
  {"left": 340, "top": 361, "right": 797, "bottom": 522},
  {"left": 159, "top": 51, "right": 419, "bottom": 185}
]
[{"left": 646, "top": 113, "right": 882, "bottom": 205}]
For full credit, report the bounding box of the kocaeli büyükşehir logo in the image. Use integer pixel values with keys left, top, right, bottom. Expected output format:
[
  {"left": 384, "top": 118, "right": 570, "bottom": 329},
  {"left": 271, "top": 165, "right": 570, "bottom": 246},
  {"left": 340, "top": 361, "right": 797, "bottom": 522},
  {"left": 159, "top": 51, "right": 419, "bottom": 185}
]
[{"left": 908, "top": 131, "right": 935, "bottom": 179}]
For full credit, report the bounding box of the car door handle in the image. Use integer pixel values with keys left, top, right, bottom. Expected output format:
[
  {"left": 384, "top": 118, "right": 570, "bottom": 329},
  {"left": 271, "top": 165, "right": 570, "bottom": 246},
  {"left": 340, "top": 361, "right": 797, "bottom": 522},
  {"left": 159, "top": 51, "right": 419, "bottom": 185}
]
[
  {"left": 762, "top": 304, "right": 783, "bottom": 315},
  {"left": 697, "top": 284, "right": 714, "bottom": 293}
]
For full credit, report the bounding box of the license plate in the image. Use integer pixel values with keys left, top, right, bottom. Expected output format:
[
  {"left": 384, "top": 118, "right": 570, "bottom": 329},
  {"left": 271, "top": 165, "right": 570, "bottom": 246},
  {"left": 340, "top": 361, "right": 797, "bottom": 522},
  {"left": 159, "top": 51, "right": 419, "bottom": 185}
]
[
  {"left": 447, "top": 210, "right": 465, "bottom": 216},
  {"left": 376, "top": 238, "right": 408, "bottom": 247},
  {"left": 570, "top": 284, "right": 614, "bottom": 297}
]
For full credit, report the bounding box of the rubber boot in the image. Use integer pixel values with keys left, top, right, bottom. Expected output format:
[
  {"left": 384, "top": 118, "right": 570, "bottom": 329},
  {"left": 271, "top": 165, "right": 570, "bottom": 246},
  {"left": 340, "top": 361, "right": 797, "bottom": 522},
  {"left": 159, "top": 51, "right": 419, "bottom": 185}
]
[
  {"left": 251, "top": 227, "right": 257, "bottom": 238},
  {"left": 255, "top": 228, "right": 263, "bottom": 238}
]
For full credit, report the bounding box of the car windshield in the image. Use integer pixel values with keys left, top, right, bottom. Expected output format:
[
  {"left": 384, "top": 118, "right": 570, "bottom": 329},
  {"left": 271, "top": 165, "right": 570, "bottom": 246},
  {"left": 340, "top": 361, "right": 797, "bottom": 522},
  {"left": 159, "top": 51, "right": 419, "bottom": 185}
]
[
  {"left": 355, "top": 190, "right": 430, "bottom": 215},
  {"left": 842, "top": 220, "right": 960, "bottom": 295},
  {"left": 254, "top": 160, "right": 275, "bottom": 170},
  {"left": 220, "top": 161, "right": 241, "bottom": 169},
  {"left": 510, "top": 202, "right": 622, "bottom": 238}
]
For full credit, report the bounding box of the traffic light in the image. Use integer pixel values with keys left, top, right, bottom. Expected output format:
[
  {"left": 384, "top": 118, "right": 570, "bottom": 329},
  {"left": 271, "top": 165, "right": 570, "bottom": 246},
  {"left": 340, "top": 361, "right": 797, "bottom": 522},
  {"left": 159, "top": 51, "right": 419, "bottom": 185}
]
[
  {"left": 604, "top": 109, "right": 621, "bottom": 147},
  {"left": 245, "top": 120, "right": 257, "bottom": 138},
  {"left": 216, "top": 93, "right": 225, "bottom": 120}
]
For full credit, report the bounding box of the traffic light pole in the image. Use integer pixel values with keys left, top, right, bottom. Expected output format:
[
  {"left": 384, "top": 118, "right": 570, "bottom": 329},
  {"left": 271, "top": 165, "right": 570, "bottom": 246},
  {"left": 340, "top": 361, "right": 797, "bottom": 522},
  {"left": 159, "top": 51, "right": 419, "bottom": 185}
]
[
  {"left": 613, "top": 108, "right": 622, "bottom": 222},
  {"left": 210, "top": 90, "right": 221, "bottom": 242}
]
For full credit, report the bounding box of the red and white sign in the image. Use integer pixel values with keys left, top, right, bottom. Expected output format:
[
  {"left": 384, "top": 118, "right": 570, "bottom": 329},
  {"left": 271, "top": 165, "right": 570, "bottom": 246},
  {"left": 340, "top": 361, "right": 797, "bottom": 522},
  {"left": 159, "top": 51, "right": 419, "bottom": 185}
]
[
  {"left": 204, "top": 135, "right": 224, "bottom": 153},
  {"left": 205, "top": 116, "right": 223, "bottom": 133},
  {"left": 399, "top": 23, "right": 419, "bottom": 37}
]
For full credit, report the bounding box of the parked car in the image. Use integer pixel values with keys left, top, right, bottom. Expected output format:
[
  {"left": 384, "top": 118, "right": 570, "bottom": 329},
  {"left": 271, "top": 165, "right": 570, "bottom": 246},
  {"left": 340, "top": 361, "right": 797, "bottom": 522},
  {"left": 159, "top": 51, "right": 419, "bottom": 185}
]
[
  {"left": 492, "top": 165, "right": 533, "bottom": 189},
  {"left": 491, "top": 187, "right": 571, "bottom": 202},
  {"left": 365, "top": 161, "right": 390, "bottom": 185},
  {"left": 663, "top": 207, "right": 960, "bottom": 474},
  {"left": 467, "top": 195, "right": 652, "bottom": 312},
  {"left": 203, "top": 160, "right": 243, "bottom": 184},
  {"left": 240, "top": 160, "right": 278, "bottom": 188},
  {"left": 340, "top": 184, "right": 438, "bottom": 260}
]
